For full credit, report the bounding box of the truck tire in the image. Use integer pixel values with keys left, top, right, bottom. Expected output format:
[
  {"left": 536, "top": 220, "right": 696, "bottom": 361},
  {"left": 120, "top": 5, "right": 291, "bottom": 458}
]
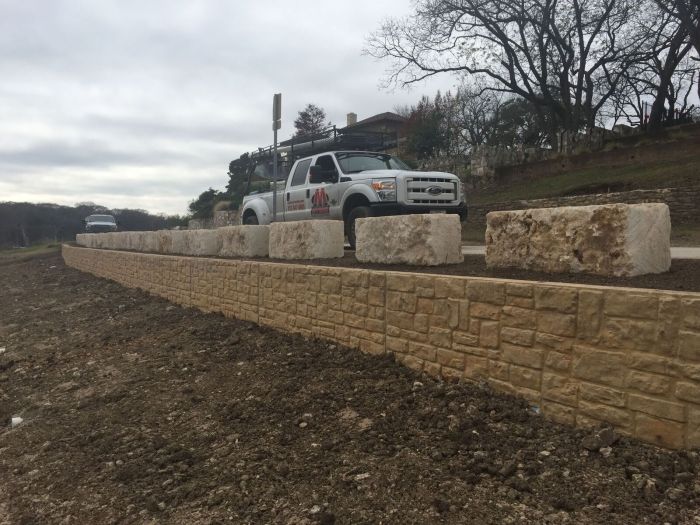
[
  {"left": 346, "top": 206, "right": 373, "bottom": 249},
  {"left": 242, "top": 212, "right": 259, "bottom": 225}
]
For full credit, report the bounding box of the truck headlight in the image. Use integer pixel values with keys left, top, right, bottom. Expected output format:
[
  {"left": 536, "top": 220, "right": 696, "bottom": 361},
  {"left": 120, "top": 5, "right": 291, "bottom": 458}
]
[{"left": 371, "top": 179, "right": 397, "bottom": 202}]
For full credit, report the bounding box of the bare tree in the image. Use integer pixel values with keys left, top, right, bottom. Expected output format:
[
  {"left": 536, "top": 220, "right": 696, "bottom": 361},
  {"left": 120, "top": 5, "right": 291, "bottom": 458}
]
[
  {"left": 656, "top": 0, "right": 700, "bottom": 56},
  {"left": 605, "top": 6, "right": 698, "bottom": 130},
  {"left": 366, "top": 0, "right": 651, "bottom": 143},
  {"left": 453, "top": 84, "right": 503, "bottom": 150}
]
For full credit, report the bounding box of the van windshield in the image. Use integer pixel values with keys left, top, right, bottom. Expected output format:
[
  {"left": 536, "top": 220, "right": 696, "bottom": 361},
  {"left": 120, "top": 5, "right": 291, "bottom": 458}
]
[{"left": 334, "top": 152, "right": 409, "bottom": 174}]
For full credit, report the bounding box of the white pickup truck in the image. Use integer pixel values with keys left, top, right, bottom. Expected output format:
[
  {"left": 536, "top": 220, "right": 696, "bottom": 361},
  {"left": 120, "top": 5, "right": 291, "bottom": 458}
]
[{"left": 240, "top": 151, "right": 467, "bottom": 247}]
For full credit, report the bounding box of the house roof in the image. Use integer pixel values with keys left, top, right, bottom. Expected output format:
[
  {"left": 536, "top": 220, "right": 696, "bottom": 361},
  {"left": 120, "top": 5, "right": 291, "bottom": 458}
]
[{"left": 343, "top": 111, "right": 407, "bottom": 129}]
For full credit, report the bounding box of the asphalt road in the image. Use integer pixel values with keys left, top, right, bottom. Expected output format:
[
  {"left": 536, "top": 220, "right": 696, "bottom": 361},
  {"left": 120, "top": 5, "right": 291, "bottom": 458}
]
[{"left": 462, "top": 245, "right": 700, "bottom": 260}]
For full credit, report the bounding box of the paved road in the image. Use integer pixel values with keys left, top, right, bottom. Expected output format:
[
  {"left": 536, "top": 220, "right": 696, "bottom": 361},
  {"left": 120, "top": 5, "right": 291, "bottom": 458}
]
[{"left": 462, "top": 245, "right": 700, "bottom": 260}]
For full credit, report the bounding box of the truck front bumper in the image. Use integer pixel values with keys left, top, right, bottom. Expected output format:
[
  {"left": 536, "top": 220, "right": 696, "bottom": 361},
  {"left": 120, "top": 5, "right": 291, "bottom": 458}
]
[{"left": 368, "top": 201, "right": 468, "bottom": 221}]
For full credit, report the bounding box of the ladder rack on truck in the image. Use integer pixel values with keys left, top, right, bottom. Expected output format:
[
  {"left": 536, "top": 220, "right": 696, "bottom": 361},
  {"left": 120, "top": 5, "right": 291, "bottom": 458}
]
[{"left": 228, "top": 126, "right": 395, "bottom": 193}]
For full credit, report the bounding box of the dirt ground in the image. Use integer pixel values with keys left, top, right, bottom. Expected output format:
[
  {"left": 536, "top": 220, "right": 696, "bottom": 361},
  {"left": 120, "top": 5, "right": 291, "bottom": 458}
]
[{"left": 1, "top": 253, "right": 699, "bottom": 525}]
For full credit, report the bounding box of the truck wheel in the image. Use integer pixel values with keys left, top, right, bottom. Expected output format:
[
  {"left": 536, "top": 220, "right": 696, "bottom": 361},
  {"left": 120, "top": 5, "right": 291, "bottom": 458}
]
[
  {"left": 346, "top": 206, "right": 372, "bottom": 249},
  {"left": 243, "top": 212, "right": 259, "bottom": 225}
]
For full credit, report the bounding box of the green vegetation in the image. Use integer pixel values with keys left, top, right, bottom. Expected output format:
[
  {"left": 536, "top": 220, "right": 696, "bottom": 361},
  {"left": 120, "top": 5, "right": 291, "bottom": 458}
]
[{"left": 471, "top": 149, "right": 700, "bottom": 206}]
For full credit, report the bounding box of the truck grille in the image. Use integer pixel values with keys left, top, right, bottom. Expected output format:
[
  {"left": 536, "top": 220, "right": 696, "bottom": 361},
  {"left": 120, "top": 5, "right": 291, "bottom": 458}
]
[{"left": 406, "top": 177, "right": 458, "bottom": 204}]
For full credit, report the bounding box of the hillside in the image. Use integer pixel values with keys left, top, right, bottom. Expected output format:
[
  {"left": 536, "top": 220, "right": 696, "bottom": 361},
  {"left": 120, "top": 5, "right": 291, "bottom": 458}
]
[
  {"left": 471, "top": 124, "right": 700, "bottom": 206},
  {"left": 464, "top": 124, "right": 700, "bottom": 245}
]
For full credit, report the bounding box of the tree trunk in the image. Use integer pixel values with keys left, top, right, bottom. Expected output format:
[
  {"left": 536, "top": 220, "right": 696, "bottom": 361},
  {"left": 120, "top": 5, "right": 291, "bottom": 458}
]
[{"left": 648, "top": 34, "right": 690, "bottom": 133}]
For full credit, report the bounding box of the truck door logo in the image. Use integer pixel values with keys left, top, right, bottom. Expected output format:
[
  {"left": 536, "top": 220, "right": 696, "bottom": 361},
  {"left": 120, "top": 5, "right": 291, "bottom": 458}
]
[{"left": 311, "top": 188, "right": 330, "bottom": 215}]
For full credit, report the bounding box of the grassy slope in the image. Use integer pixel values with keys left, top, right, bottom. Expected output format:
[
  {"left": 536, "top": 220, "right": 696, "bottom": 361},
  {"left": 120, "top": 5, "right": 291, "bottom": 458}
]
[
  {"left": 471, "top": 126, "right": 700, "bottom": 206},
  {"left": 466, "top": 126, "right": 700, "bottom": 245},
  {"left": 471, "top": 156, "right": 699, "bottom": 205}
]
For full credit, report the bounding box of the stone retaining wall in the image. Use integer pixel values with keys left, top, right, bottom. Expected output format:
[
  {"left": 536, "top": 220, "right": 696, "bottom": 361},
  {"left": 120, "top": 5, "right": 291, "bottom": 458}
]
[
  {"left": 62, "top": 244, "right": 700, "bottom": 449},
  {"left": 469, "top": 186, "right": 700, "bottom": 225}
]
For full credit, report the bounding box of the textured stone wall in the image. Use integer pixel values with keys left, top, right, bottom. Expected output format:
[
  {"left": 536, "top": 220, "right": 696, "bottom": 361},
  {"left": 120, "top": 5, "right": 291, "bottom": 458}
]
[
  {"left": 469, "top": 187, "right": 700, "bottom": 225},
  {"left": 63, "top": 244, "right": 700, "bottom": 449}
]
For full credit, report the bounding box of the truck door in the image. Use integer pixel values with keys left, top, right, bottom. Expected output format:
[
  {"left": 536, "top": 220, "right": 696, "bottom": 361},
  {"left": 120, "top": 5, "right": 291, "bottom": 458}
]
[
  {"left": 307, "top": 154, "right": 343, "bottom": 220},
  {"left": 284, "top": 158, "right": 312, "bottom": 222}
]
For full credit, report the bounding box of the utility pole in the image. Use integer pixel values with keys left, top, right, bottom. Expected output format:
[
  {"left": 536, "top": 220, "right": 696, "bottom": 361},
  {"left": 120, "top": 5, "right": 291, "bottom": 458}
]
[{"left": 272, "top": 93, "right": 282, "bottom": 222}]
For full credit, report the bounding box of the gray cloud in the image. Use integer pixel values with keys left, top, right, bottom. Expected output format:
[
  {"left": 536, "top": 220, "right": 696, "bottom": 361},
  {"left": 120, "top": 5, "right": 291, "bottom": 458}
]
[{"left": 0, "top": 0, "right": 455, "bottom": 215}]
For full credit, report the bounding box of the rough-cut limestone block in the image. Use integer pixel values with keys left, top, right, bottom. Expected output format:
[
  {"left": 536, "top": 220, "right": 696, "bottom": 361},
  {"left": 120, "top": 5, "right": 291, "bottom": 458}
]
[
  {"left": 166, "top": 230, "right": 189, "bottom": 254},
  {"left": 218, "top": 226, "right": 270, "bottom": 258},
  {"left": 90, "top": 234, "right": 101, "bottom": 248},
  {"left": 101, "top": 233, "right": 116, "bottom": 249},
  {"left": 141, "top": 231, "right": 159, "bottom": 253},
  {"left": 131, "top": 231, "right": 155, "bottom": 252},
  {"left": 75, "top": 234, "right": 90, "bottom": 247},
  {"left": 123, "top": 232, "right": 135, "bottom": 251},
  {"left": 156, "top": 230, "right": 174, "bottom": 253},
  {"left": 108, "top": 232, "right": 126, "bottom": 250},
  {"left": 269, "top": 221, "right": 344, "bottom": 259},
  {"left": 102, "top": 232, "right": 115, "bottom": 249},
  {"left": 127, "top": 232, "right": 143, "bottom": 251},
  {"left": 184, "top": 230, "right": 221, "bottom": 256},
  {"left": 355, "top": 214, "right": 464, "bottom": 266},
  {"left": 126, "top": 232, "right": 140, "bottom": 251},
  {"left": 486, "top": 203, "right": 671, "bottom": 277}
]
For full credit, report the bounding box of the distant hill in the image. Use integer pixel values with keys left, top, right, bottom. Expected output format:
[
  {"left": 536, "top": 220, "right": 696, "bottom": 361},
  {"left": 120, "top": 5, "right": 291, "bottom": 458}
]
[{"left": 0, "top": 202, "right": 186, "bottom": 248}]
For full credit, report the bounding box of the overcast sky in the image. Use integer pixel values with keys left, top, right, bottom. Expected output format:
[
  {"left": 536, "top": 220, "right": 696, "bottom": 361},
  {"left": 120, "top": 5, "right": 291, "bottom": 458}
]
[{"left": 0, "top": 0, "right": 456, "bottom": 215}]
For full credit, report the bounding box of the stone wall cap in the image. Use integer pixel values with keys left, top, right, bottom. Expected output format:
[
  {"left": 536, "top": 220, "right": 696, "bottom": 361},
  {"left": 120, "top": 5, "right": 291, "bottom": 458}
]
[{"left": 64, "top": 244, "right": 700, "bottom": 299}]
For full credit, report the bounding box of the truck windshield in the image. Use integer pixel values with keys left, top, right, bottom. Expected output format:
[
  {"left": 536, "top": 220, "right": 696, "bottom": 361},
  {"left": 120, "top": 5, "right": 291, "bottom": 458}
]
[
  {"left": 86, "top": 215, "right": 116, "bottom": 223},
  {"left": 335, "top": 153, "right": 410, "bottom": 174}
]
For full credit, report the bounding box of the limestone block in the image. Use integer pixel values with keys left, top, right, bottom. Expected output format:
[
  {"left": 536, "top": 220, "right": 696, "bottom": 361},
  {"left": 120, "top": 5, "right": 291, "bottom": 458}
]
[
  {"left": 127, "top": 232, "right": 141, "bottom": 251},
  {"left": 154, "top": 230, "right": 183, "bottom": 254},
  {"left": 124, "top": 232, "right": 136, "bottom": 251},
  {"left": 355, "top": 214, "right": 463, "bottom": 266},
  {"left": 485, "top": 203, "right": 671, "bottom": 277},
  {"left": 110, "top": 232, "right": 129, "bottom": 251},
  {"left": 156, "top": 230, "right": 175, "bottom": 253},
  {"left": 75, "top": 234, "right": 89, "bottom": 247},
  {"left": 218, "top": 226, "right": 270, "bottom": 258},
  {"left": 127, "top": 232, "right": 143, "bottom": 251},
  {"left": 141, "top": 231, "right": 159, "bottom": 253},
  {"left": 94, "top": 233, "right": 108, "bottom": 249},
  {"left": 269, "top": 221, "right": 344, "bottom": 259},
  {"left": 184, "top": 229, "right": 221, "bottom": 256},
  {"left": 90, "top": 233, "right": 102, "bottom": 249},
  {"left": 101, "top": 233, "right": 111, "bottom": 249}
]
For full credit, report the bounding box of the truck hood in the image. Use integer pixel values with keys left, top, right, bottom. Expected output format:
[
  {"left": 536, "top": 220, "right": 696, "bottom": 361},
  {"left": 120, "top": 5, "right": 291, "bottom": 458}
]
[{"left": 344, "top": 169, "right": 458, "bottom": 180}]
